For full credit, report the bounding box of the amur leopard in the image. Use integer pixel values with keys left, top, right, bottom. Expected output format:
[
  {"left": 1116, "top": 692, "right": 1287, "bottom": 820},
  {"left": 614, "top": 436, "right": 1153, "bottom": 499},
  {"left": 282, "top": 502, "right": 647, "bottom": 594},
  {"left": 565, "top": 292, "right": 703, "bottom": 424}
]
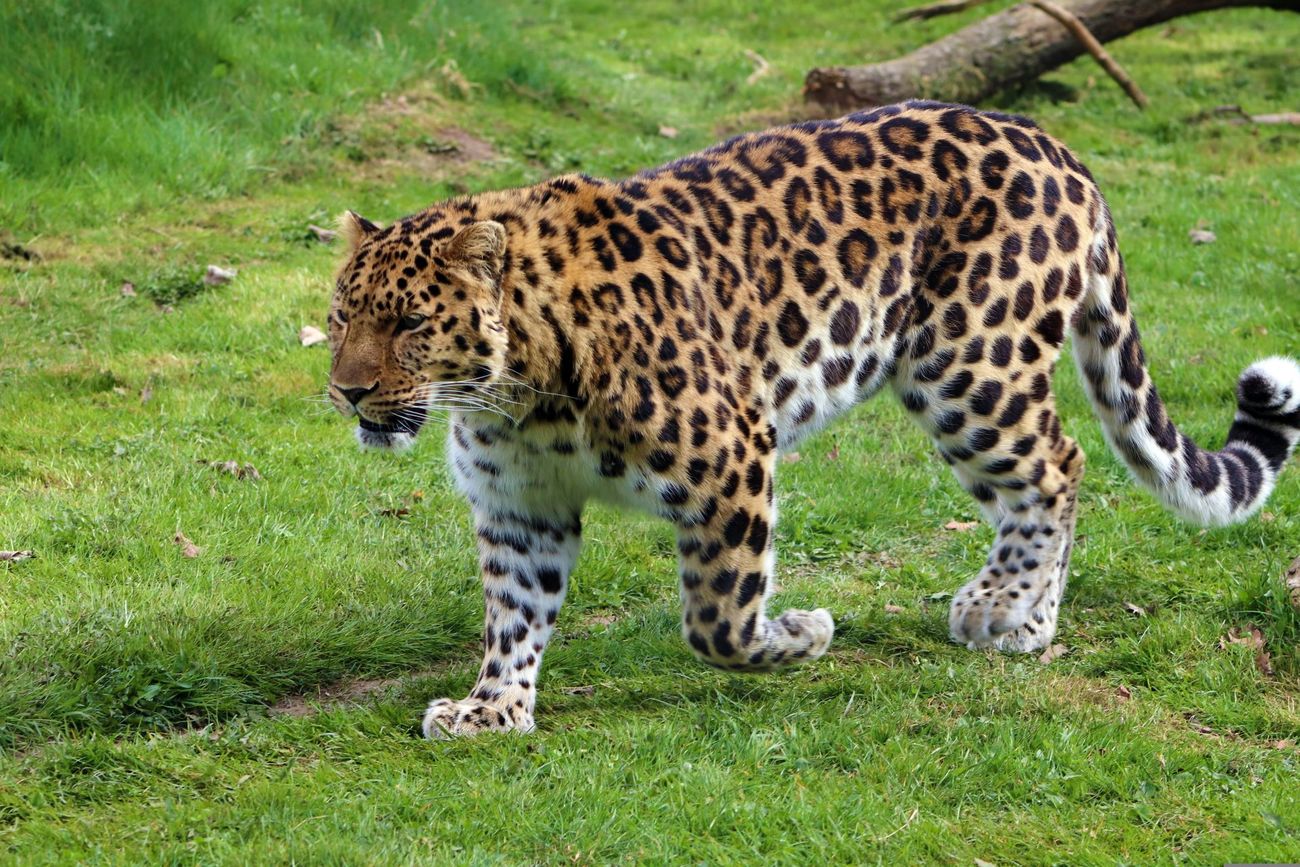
[{"left": 324, "top": 101, "right": 1300, "bottom": 738}]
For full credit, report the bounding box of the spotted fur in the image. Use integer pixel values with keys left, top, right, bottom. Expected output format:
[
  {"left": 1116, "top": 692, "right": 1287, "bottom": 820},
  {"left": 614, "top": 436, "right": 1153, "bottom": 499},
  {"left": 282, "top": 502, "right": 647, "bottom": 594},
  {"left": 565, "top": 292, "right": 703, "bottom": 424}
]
[{"left": 325, "top": 101, "right": 1300, "bottom": 736}]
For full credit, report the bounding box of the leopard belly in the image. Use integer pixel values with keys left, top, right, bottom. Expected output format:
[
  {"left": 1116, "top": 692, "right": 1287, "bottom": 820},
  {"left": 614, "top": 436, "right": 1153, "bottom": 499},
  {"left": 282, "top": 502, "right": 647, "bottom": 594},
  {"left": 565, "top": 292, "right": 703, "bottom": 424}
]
[
  {"left": 448, "top": 415, "right": 689, "bottom": 520},
  {"left": 769, "top": 301, "right": 893, "bottom": 449}
]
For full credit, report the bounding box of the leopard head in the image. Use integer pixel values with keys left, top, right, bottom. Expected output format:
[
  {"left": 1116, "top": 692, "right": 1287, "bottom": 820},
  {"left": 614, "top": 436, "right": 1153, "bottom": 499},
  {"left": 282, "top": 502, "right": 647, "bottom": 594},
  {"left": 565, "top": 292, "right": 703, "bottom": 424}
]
[{"left": 327, "top": 211, "right": 509, "bottom": 450}]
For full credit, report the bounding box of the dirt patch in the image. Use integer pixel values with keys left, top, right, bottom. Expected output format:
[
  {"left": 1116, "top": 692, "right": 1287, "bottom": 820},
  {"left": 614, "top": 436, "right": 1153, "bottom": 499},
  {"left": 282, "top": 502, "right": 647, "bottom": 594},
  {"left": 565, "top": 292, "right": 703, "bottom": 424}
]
[
  {"left": 270, "top": 676, "right": 401, "bottom": 718},
  {"left": 1043, "top": 673, "right": 1135, "bottom": 711},
  {"left": 433, "top": 126, "right": 498, "bottom": 163},
  {"left": 364, "top": 125, "right": 498, "bottom": 182},
  {"left": 326, "top": 82, "right": 500, "bottom": 182},
  {"left": 269, "top": 663, "right": 465, "bottom": 718}
]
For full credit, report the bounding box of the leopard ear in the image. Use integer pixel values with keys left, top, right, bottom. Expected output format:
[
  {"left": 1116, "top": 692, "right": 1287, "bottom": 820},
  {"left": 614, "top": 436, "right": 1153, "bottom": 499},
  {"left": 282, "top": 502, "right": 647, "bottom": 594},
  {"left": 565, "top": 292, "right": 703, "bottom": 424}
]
[
  {"left": 339, "top": 210, "right": 380, "bottom": 251},
  {"left": 446, "top": 220, "right": 506, "bottom": 280}
]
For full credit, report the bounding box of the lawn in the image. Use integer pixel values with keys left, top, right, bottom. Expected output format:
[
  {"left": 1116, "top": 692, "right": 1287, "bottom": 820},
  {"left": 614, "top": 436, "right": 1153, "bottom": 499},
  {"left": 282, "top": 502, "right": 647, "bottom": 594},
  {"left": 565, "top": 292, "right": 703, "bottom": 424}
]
[{"left": 2, "top": 0, "right": 1299, "bottom": 862}]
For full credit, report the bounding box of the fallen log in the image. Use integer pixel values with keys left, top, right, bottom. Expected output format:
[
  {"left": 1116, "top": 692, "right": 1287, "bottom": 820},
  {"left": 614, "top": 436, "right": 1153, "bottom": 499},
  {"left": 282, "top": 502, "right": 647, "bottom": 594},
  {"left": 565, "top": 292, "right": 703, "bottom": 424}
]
[{"left": 804, "top": 0, "right": 1300, "bottom": 111}]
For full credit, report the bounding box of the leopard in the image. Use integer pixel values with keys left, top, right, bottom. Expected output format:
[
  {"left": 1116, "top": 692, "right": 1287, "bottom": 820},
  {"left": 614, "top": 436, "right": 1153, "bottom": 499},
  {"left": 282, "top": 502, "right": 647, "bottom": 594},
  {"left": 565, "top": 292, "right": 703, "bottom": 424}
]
[{"left": 324, "top": 100, "right": 1300, "bottom": 738}]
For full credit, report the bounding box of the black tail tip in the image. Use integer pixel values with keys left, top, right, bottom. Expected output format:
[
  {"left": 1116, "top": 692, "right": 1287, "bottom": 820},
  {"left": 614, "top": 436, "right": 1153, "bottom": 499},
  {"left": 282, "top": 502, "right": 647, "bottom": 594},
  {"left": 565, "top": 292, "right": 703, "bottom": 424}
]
[{"left": 1237, "top": 356, "right": 1300, "bottom": 420}]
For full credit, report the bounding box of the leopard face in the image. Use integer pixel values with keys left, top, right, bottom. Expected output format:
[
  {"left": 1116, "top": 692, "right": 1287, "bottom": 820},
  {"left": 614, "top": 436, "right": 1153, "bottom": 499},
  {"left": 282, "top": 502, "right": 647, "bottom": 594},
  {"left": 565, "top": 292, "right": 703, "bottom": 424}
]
[{"left": 328, "top": 213, "right": 510, "bottom": 449}]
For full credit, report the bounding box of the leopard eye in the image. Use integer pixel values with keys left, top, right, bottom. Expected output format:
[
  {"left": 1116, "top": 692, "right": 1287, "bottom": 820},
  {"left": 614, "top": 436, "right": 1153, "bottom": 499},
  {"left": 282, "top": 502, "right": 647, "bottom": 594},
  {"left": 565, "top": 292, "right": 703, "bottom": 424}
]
[
  {"left": 335, "top": 309, "right": 349, "bottom": 324},
  {"left": 397, "top": 313, "right": 426, "bottom": 333}
]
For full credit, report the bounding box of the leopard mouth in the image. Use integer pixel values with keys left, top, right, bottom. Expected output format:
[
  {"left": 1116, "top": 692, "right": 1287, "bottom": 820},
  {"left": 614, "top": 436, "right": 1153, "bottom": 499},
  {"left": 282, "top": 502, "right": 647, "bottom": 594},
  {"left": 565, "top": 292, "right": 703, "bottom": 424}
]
[
  {"left": 358, "top": 408, "right": 426, "bottom": 437},
  {"left": 355, "top": 407, "right": 427, "bottom": 451}
]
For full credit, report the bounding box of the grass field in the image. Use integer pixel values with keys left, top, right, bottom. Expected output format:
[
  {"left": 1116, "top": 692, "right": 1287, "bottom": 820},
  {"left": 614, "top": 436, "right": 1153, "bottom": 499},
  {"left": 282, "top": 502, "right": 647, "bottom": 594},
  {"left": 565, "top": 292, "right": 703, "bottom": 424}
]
[{"left": 2, "top": 0, "right": 1299, "bottom": 862}]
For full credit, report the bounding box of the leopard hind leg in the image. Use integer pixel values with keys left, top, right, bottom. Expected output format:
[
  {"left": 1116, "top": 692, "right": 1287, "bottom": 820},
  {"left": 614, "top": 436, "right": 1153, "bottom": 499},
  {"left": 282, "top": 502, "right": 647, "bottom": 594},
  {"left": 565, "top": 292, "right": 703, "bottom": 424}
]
[{"left": 895, "top": 343, "right": 1085, "bottom": 652}]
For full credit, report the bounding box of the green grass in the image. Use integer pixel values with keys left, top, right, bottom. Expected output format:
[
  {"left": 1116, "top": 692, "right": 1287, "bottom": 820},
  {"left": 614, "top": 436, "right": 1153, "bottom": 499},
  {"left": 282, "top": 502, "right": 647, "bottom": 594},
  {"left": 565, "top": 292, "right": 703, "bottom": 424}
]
[{"left": 2, "top": 0, "right": 1300, "bottom": 862}]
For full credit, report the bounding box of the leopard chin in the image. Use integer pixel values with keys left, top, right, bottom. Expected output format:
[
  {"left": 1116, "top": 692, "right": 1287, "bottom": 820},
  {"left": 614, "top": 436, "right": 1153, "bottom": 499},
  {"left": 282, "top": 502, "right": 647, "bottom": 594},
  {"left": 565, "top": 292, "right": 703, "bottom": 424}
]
[{"left": 355, "top": 410, "right": 425, "bottom": 452}]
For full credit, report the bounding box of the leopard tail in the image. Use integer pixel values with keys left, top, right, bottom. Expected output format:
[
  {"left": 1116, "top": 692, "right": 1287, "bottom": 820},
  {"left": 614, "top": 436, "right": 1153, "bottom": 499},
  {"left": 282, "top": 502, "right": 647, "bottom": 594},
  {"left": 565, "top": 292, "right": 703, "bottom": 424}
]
[{"left": 1072, "top": 203, "right": 1300, "bottom": 526}]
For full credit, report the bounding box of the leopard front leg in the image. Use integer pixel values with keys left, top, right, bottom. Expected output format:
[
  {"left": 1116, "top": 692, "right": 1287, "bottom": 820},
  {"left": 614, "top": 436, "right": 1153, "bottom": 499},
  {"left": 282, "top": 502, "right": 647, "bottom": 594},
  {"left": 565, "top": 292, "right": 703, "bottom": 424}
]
[
  {"left": 676, "top": 450, "right": 833, "bottom": 671},
  {"left": 422, "top": 506, "right": 580, "bottom": 738}
]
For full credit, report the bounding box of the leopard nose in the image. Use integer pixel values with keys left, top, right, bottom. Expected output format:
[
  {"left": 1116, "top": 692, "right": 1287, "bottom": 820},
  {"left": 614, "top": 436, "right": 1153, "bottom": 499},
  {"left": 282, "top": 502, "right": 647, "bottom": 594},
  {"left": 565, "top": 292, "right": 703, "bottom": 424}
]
[{"left": 336, "top": 383, "right": 378, "bottom": 407}]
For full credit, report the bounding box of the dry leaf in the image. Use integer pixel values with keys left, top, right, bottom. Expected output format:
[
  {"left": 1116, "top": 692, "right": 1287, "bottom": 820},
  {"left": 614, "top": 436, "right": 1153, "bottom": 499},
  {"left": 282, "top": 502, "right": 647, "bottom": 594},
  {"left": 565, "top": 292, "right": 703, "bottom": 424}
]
[
  {"left": 862, "top": 550, "right": 901, "bottom": 569},
  {"left": 562, "top": 685, "right": 596, "bottom": 696},
  {"left": 438, "top": 59, "right": 475, "bottom": 99},
  {"left": 140, "top": 385, "right": 153, "bottom": 404},
  {"left": 173, "top": 532, "right": 201, "bottom": 558},
  {"left": 827, "top": 442, "right": 840, "bottom": 461},
  {"left": 204, "top": 460, "right": 262, "bottom": 481},
  {"left": 1260, "top": 511, "right": 1275, "bottom": 523},
  {"left": 944, "top": 520, "right": 980, "bottom": 532},
  {"left": 1188, "top": 229, "right": 1216, "bottom": 245},
  {"left": 1285, "top": 555, "right": 1300, "bottom": 611},
  {"left": 1221, "top": 625, "right": 1265, "bottom": 650},
  {"left": 299, "top": 325, "right": 328, "bottom": 347},
  {"left": 120, "top": 281, "right": 137, "bottom": 297},
  {"left": 883, "top": 604, "right": 906, "bottom": 614},
  {"left": 1037, "top": 643, "right": 1069, "bottom": 664},
  {"left": 203, "top": 265, "right": 237, "bottom": 286},
  {"left": 1114, "top": 685, "right": 1132, "bottom": 701},
  {"left": 781, "top": 452, "right": 802, "bottom": 464},
  {"left": 1220, "top": 625, "right": 1272, "bottom": 675},
  {"left": 0, "top": 550, "right": 34, "bottom": 563},
  {"left": 657, "top": 125, "right": 679, "bottom": 139},
  {"left": 974, "top": 859, "right": 997, "bottom": 867},
  {"left": 1273, "top": 739, "right": 1295, "bottom": 750},
  {"left": 308, "top": 224, "right": 338, "bottom": 244},
  {"left": 378, "top": 507, "right": 410, "bottom": 518},
  {"left": 112, "top": 386, "right": 128, "bottom": 397},
  {"left": 1123, "top": 602, "right": 1147, "bottom": 617}
]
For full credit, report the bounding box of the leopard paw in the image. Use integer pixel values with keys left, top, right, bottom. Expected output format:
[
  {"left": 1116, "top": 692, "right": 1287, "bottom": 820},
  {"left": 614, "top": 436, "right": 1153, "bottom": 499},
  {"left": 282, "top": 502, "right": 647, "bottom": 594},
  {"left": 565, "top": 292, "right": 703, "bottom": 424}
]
[
  {"left": 949, "top": 574, "right": 1058, "bottom": 653},
  {"left": 421, "top": 698, "right": 533, "bottom": 739},
  {"left": 779, "top": 607, "right": 835, "bottom": 659}
]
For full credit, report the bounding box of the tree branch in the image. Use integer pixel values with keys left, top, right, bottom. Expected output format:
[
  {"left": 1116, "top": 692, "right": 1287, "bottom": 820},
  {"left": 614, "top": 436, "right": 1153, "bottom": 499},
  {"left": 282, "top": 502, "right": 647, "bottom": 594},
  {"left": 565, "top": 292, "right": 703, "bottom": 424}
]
[{"left": 1028, "top": 0, "right": 1149, "bottom": 108}]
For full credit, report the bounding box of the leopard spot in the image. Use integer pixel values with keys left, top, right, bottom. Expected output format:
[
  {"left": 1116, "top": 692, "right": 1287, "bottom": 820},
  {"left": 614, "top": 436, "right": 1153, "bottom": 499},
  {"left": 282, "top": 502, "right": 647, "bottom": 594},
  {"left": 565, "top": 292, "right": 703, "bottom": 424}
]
[
  {"left": 1042, "top": 176, "right": 1061, "bottom": 217},
  {"left": 957, "top": 197, "right": 997, "bottom": 243},
  {"left": 878, "top": 117, "right": 930, "bottom": 160},
  {"left": 829, "top": 301, "right": 861, "bottom": 346},
  {"left": 784, "top": 176, "right": 813, "bottom": 233},
  {"left": 793, "top": 249, "right": 827, "bottom": 295},
  {"left": 1055, "top": 214, "right": 1079, "bottom": 253},
  {"left": 979, "top": 150, "right": 1010, "bottom": 189},
  {"left": 1005, "top": 172, "right": 1036, "bottom": 220},
  {"left": 836, "top": 229, "right": 877, "bottom": 288},
  {"left": 813, "top": 166, "right": 844, "bottom": 224},
  {"left": 777, "top": 301, "right": 809, "bottom": 347},
  {"left": 1002, "top": 126, "right": 1042, "bottom": 161},
  {"left": 816, "top": 129, "right": 876, "bottom": 172}
]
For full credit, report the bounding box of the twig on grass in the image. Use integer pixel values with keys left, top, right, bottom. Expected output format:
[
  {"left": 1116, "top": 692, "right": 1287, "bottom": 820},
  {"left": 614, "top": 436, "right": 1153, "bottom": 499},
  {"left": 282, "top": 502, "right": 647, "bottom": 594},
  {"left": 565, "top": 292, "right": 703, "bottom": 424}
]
[
  {"left": 744, "top": 49, "right": 771, "bottom": 86},
  {"left": 876, "top": 807, "right": 920, "bottom": 842},
  {"left": 1028, "top": 0, "right": 1149, "bottom": 109}
]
